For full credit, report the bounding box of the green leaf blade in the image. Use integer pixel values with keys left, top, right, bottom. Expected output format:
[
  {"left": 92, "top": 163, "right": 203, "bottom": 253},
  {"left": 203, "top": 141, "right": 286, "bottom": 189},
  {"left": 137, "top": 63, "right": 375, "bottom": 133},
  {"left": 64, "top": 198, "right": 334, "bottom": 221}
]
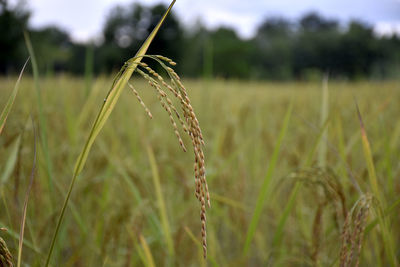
[
  {"left": 242, "top": 102, "right": 293, "bottom": 257},
  {"left": 0, "top": 58, "right": 29, "bottom": 135}
]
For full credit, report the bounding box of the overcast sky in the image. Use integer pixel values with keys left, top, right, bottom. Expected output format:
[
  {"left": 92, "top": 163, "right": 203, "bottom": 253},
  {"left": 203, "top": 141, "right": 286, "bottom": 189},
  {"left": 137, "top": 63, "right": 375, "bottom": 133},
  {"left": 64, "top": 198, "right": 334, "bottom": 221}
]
[{"left": 16, "top": 0, "right": 400, "bottom": 42}]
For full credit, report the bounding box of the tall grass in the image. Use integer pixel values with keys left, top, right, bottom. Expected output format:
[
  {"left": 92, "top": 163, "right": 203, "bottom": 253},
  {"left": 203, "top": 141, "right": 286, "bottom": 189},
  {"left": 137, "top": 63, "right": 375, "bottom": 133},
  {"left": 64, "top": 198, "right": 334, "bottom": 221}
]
[
  {"left": 243, "top": 102, "right": 292, "bottom": 257},
  {"left": 24, "top": 31, "right": 54, "bottom": 196},
  {"left": 17, "top": 118, "right": 36, "bottom": 267},
  {"left": 1, "top": 65, "right": 399, "bottom": 265}
]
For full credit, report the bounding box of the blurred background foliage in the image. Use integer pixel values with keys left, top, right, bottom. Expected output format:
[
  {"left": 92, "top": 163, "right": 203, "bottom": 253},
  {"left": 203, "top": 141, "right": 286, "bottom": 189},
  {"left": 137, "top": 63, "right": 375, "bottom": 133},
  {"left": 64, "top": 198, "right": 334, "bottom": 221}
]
[{"left": 1, "top": 0, "right": 400, "bottom": 80}]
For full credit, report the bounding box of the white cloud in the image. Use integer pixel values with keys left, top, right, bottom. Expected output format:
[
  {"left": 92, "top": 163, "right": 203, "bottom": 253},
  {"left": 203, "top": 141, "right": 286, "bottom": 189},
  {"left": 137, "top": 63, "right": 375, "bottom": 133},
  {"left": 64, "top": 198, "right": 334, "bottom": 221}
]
[{"left": 374, "top": 21, "right": 400, "bottom": 37}]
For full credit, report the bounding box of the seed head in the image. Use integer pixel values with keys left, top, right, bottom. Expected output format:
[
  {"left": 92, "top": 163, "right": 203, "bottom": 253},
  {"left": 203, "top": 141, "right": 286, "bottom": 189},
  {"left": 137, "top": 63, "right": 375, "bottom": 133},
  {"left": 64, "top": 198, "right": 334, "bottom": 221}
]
[
  {"left": 132, "top": 56, "right": 210, "bottom": 257},
  {"left": 339, "top": 194, "right": 371, "bottom": 267}
]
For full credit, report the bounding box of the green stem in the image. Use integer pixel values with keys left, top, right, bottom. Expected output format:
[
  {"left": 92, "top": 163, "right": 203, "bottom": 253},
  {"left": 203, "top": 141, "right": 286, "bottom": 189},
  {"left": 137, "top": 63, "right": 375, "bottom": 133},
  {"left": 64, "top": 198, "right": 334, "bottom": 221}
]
[{"left": 44, "top": 173, "right": 78, "bottom": 266}]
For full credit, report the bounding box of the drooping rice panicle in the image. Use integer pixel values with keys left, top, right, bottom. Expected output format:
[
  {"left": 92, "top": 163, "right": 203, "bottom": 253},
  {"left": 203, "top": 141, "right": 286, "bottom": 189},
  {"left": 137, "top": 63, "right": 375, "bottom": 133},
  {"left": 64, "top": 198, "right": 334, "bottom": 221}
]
[
  {"left": 133, "top": 59, "right": 210, "bottom": 257},
  {"left": 136, "top": 68, "right": 187, "bottom": 152}
]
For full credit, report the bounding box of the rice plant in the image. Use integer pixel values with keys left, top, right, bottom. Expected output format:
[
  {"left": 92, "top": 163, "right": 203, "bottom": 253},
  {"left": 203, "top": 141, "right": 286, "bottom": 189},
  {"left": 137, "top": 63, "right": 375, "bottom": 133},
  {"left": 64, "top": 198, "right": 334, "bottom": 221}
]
[
  {"left": 0, "top": 1, "right": 400, "bottom": 265},
  {"left": 1, "top": 76, "right": 399, "bottom": 266},
  {"left": 44, "top": 0, "right": 209, "bottom": 265}
]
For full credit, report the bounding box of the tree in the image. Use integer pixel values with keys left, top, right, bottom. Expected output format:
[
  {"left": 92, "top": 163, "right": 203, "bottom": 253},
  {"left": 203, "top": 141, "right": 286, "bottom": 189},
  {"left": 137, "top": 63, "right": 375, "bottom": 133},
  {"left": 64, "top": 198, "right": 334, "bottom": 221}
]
[
  {"left": 30, "top": 26, "right": 71, "bottom": 73},
  {"left": 100, "top": 3, "right": 184, "bottom": 72},
  {"left": 0, "top": 0, "right": 30, "bottom": 73},
  {"left": 299, "top": 12, "right": 338, "bottom": 32},
  {"left": 208, "top": 27, "right": 256, "bottom": 79},
  {"left": 180, "top": 23, "right": 211, "bottom": 78},
  {"left": 254, "top": 17, "right": 294, "bottom": 80},
  {"left": 293, "top": 13, "right": 341, "bottom": 79},
  {"left": 337, "top": 21, "right": 379, "bottom": 78}
]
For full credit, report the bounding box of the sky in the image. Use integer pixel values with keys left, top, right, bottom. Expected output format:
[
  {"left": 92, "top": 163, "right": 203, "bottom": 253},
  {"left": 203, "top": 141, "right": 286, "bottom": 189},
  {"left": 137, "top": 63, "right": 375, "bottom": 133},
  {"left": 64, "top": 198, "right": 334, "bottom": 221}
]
[{"left": 14, "top": 0, "right": 400, "bottom": 42}]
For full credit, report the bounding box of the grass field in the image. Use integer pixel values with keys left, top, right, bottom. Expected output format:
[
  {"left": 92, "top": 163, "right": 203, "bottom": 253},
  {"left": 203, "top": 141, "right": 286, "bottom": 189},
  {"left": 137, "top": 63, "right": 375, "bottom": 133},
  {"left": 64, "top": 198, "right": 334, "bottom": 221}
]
[{"left": 1, "top": 77, "right": 399, "bottom": 266}]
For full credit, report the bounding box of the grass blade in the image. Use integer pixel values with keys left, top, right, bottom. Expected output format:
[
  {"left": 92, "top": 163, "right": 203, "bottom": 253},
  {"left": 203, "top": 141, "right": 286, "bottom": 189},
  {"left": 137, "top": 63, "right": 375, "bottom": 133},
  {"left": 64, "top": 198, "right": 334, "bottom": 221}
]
[
  {"left": 355, "top": 100, "right": 397, "bottom": 266},
  {"left": 0, "top": 58, "right": 29, "bottom": 135},
  {"left": 355, "top": 101, "right": 379, "bottom": 199},
  {"left": 44, "top": 2, "right": 176, "bottom": 266},
  {"left": 0, "top": 135, "right": 21, "bottom": 184},
  {"left": 17, "top": 118, "right": 37, "bottom": 267},
  {"left": 365, "top": 197, "right": 400, "bottom": 234},
  {"left": 243, "top": 102, "right": 293, "bottom": 257},
  {"left": 304, "top": 119, "right": 329, "bottom": 167},
  {"left": 139, "top": 234, "right": 156, "bottom": 267},
  {"left": 24, "top": 31, "right": 54, "bottom": 192},
  {"left": 318, "top": 73, "right": 329, "bottom": 167},
  {"left": 146, "top": 145, "right": 174, "bottom": 256},
  {"left": 271, "top": 182, "right": 301, "bottom": 248}
]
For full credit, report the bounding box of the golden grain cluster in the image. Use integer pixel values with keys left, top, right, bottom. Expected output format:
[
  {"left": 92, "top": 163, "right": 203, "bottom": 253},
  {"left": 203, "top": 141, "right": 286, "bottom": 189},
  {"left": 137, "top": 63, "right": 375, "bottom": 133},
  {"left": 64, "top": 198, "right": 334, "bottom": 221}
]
[{"left": 130, "top": 55, "right": 210, "bottom": 257}]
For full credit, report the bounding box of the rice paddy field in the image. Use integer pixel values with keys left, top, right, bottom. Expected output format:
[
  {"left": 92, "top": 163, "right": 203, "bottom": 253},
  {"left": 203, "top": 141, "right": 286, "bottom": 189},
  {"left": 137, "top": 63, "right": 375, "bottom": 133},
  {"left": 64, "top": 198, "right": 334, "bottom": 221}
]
[{"left": 1, "top": 76, "right": 400, "bottom": 266}]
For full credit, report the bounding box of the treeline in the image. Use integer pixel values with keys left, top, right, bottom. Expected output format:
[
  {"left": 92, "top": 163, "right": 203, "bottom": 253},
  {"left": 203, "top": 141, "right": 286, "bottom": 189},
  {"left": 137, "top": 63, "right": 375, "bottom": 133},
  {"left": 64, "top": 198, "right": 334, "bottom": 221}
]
[{"left": 1, "top": 0, "right": 400, "bottom": 80}]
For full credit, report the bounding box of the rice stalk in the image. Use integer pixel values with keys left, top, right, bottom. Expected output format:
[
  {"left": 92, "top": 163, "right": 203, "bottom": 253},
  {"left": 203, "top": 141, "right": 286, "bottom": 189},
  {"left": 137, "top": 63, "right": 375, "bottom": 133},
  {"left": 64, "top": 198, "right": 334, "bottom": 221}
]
[
  {"left": 17, "top": 118, "right": 37, "bottom": 267},
  {"left": 45, "top": 0, "right": 210, "bottom": 263},
  {"left": 44, "top": 2, "right": 176, "bottom": 266},
  {"left": 318, "top": 73, "right": 329, "bottom": 168}
]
